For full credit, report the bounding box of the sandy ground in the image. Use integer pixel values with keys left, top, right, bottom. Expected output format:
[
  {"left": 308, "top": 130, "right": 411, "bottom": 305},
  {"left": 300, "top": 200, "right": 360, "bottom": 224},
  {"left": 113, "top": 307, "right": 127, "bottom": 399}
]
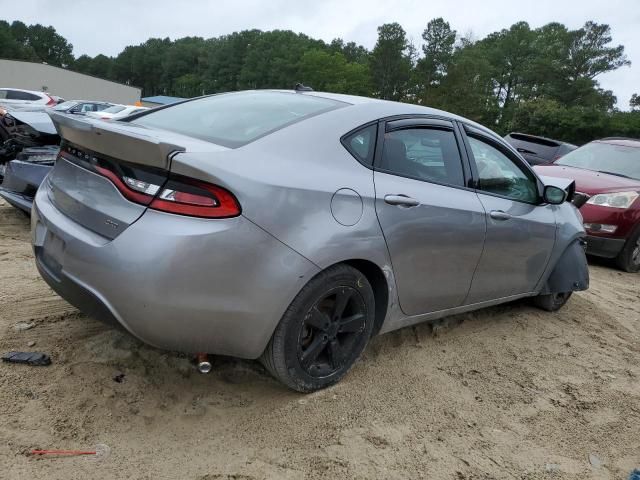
[{"left": 0, "top": 198, "right": 639, "bottom": 480}]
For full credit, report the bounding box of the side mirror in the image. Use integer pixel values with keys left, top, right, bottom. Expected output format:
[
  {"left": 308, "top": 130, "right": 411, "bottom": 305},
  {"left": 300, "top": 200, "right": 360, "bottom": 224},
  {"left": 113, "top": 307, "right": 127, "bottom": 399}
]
[{"left": 543, "top": 185, "right": 567, "bottom": 205}]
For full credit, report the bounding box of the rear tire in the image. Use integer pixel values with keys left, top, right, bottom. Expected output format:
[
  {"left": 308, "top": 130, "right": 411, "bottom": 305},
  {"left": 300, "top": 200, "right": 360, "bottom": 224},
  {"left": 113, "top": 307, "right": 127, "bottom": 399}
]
[
  {"left": 615, "top": 226, "right": 640, "bottom": 273},
  {"left": 532, "top": 291, "right": 573, "bottom": 312},
  {"left": 261, "top": 264, "right": 375, "bottom": 393}
]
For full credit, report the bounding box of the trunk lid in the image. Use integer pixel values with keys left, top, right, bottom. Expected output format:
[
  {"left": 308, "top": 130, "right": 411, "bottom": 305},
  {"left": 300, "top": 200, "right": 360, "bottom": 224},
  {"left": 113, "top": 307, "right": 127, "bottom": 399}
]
[{"left": 46, "top": 112, "right": 228, "bottom": 239}]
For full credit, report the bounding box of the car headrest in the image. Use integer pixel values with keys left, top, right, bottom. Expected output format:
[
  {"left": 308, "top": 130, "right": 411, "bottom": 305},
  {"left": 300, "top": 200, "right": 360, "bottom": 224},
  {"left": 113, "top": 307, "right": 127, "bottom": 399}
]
[{"left": 381, "top": 137, "right": 406, "bottom": 170}]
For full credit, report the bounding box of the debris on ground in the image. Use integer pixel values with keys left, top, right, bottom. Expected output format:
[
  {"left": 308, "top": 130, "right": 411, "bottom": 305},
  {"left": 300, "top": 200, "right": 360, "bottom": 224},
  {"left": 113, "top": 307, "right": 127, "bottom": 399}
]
[
  {"left": 2, "top": 351, "right": 51, "bottom": 366},
  {"left": 13, "top": 322, "right": 35, "bottom": 331},
  {"left": 31, "top": 449, "right": 96, "bottom": 456},
  {"left": 30, "top": 443, "right": 110, "bottom": 460},
  {"left": 112, "top": 373, "right": 125, "bottom": 383},
  {"left": 589, "top": 453, "right": 603, "bottom": 468}
]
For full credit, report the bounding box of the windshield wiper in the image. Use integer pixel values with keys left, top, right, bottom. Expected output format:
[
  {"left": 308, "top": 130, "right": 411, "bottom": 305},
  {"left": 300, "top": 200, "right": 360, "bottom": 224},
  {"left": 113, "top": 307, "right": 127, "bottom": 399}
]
[{"left": 597, "top": 170, "right": 632, "bottom": 179}]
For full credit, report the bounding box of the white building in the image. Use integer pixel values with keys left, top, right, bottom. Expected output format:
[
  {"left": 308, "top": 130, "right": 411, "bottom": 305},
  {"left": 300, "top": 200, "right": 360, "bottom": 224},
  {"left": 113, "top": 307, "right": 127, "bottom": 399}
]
[{"left": 0, "top": 59, "right": 141, "bottom": 104}]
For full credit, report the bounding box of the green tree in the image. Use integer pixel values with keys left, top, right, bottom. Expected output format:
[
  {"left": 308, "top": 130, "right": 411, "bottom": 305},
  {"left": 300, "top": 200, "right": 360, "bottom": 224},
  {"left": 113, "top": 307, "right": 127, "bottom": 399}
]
[
  {"left": 11, "top": 21, "right": 74, "bottom": 66},
  {"left": 418, "top": 18, "right": 456, "bottom": 89},
  {"left": 0, "top": 20, "right": 37, "bottom": 61},
  {"left": 298, "top": 49, "right": 371, "bottom": 96},
  {"left": 238, "top": 30, "right": 324, "bottom": 89},
  {"left": 566, "top": 21, "right": 630, "bottom": 80},
  {"left": 370, "top": 23, "right": 412, "bottom": 100}
]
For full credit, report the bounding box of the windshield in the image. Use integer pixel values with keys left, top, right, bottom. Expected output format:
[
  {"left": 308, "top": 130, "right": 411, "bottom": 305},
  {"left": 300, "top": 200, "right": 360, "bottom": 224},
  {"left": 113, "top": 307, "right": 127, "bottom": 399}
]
[
  {"left": 102, "top": 105, "right": 127, "bottom": 114},
  {"left": 556, "top": 141, "right": 640, "bottom": 180},
  {"left": 52, "top": 101, "right": 77, "bottom": 111},
  {"left": 130, "top": 91, "right": 347, "bottom": 148}
]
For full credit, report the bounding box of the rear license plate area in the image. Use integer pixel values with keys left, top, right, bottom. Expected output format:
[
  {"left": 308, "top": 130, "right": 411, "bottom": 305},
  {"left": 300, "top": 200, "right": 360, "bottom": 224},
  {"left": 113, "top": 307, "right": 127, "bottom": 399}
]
[{"left": 40, "top": 230, "right": 65, "bottom": 277}]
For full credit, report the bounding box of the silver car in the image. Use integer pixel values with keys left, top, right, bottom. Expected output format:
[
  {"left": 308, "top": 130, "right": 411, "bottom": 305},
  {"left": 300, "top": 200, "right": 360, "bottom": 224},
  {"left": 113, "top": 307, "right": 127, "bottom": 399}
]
[{"left": 31, "top": 90, "right": 589, "bottom": 392}]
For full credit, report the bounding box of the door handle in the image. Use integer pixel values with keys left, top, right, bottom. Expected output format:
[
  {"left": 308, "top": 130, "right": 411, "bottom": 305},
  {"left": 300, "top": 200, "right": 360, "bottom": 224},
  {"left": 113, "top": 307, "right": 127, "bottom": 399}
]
[
  {"left": 490, "top": 210, "right": 512, "bottom": 221},
  {"left": 384, "top": 194, "right": 420, "bottom": 207}
]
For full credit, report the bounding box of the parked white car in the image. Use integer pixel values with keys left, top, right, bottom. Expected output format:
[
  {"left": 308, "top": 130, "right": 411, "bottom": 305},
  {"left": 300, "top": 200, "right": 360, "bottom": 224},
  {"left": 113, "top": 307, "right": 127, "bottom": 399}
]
[
  {"left": 86, "top": 104, "right": 149, "bottom": 120},
  {"left": 0, "top": 88, "right": 57, "bottom": 107}
]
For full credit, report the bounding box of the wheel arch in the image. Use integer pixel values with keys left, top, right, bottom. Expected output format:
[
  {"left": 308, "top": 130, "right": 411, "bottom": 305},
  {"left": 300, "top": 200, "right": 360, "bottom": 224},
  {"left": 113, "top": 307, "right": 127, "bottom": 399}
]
[
  {"left": 539, "top": 238, "right": 589, "bottom": 294},
  {"left": 341, "top": 258, "right": 390, "bottom": 336}
]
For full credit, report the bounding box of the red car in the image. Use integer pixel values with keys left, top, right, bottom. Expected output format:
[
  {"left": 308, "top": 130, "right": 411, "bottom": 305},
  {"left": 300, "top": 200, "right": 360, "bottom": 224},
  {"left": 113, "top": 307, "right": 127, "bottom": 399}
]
[{"left": 535, "top": 138, "right": 640, "bottom": 272}]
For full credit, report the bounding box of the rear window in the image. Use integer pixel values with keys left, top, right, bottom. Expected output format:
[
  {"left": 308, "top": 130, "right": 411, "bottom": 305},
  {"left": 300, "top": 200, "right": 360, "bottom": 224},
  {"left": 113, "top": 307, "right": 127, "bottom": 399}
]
[
  {"left": 130, "top": 91, "right": 347, "bottom": 148},
  {"left": 53, "top": 101, "right": 77, "bottom": 111},
  {"left": 556, "top": 142, "right": 640, "bottom": 180},
  {"left": 102, "top": 105, "right": 126, "bottom": 114}
]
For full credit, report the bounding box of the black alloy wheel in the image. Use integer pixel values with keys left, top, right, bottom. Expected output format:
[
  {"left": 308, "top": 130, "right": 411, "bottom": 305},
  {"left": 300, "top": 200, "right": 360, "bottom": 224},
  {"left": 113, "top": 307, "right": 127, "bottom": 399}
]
[
  {"left": 297, "top": 286, "right": 367, "bottom": 378},
  {"left": 261, "top": 264, "right": 375, "bottom": 392}
]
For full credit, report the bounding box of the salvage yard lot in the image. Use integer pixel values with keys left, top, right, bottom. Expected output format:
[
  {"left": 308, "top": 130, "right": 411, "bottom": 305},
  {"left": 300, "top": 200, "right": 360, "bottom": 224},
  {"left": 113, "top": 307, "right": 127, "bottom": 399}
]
[{"left": 0, "top": 198, "right": 638, "bottom": 480}]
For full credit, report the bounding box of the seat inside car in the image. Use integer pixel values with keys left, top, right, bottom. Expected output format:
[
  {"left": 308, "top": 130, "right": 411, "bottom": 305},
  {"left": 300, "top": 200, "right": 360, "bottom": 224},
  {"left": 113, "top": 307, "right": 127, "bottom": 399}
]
[{"left": 380, "top": 137, "right": 409, "bottom": 174}]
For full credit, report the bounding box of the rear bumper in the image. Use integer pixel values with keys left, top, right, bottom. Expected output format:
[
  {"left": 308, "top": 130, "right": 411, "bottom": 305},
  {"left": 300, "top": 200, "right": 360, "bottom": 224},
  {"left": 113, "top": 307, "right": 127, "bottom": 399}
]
[
  {"left": 585, "top": 235, "right": 626, "bottom": 258},
  {"left": 32, "top": 185, "right": 320, "bottom": 358},
  {"left": 0, "top": 188, "right": 33, "bottom": 213},
  {"left": 35, "top": 248, "right": 121, "bottom": 328}
]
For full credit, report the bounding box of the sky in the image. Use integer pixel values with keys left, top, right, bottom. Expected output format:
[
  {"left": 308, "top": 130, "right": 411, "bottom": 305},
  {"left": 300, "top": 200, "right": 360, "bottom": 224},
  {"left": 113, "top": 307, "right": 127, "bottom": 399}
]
[{"left": 2, "top": 0, "right": 638, "bottom": 108}]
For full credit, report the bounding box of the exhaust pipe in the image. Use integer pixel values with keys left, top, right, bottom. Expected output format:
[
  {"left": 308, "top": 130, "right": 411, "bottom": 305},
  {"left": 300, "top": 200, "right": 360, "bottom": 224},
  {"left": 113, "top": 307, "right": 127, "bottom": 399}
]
[{"left": 196, "top": 353, "right": 212, "bottom": 374}]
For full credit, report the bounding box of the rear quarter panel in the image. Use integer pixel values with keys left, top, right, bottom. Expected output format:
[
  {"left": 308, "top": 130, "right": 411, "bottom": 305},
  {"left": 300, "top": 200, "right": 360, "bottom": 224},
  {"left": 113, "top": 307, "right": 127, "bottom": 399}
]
[{"left": 169, "top": 104, "right": 408, "bottom": 330}]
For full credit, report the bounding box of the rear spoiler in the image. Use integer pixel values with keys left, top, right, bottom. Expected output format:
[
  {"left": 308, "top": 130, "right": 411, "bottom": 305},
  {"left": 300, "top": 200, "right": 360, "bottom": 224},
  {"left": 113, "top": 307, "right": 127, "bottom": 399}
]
[{"left": 49, "top": 111, "right": 185, "bottom": 170}]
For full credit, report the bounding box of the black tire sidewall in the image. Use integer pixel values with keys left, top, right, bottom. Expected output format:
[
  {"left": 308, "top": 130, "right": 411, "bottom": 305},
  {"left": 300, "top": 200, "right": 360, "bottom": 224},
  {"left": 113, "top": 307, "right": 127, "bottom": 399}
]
[
  {"left": 534, "top": 291, "right": 572, "bottom": 312},
  {"left": 275, "top": 265, "right": 375, "bottom": 392},
  {"left": 617, "top": 225, "right": 640, "bottom": 273}
]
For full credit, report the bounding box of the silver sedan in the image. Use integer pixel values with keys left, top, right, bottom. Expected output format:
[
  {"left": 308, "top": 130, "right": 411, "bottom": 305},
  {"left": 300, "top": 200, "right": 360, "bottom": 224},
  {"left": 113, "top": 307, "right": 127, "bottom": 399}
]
[{"left": 32, "top": 90, "right": 588, "bottom": 392}]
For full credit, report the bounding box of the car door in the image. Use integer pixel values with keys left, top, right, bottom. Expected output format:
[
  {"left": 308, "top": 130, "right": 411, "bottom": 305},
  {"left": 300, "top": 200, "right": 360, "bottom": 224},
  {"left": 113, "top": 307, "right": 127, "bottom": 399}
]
[
  {"left": 461, "top": 125, "right": 557, "bottom": 303},
  {"left": 373, "top": 118, "right": 486, "bottom": 315}
]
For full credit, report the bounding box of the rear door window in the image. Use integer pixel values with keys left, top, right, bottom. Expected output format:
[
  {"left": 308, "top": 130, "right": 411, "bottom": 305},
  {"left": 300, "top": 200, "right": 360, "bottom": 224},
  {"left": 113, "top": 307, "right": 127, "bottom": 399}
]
[
  {"left": 379, "top": 127, "right": 465, "bottom": 187},
  {"left": 130, "top": 91, "right": 347, "bottom": 148}
]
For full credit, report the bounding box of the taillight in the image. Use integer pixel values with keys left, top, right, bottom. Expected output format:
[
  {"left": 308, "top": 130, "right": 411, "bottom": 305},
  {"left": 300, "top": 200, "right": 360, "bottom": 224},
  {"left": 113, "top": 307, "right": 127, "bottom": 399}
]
[
  {"left": 149, "top": 175, "right": 241, "bottom": 218},
  {"left": 45, "top": 95, "right": 56, "bottom": 106},
  {"left": 59, "top": 144, "right": 240, "bottom": 219},
  {"left": 94, "top": 165, "right": 158, "bottom": 205}
]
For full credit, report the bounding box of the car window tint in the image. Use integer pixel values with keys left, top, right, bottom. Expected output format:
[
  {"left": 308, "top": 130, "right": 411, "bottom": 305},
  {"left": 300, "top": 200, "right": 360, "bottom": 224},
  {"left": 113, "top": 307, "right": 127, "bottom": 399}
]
[
  {"left": 0, "top": 90, "right": 7, "bottom": 99},
  {"left": 53, "top": 101, "right": 77, "bottom": 111},
  {"left": 342, "top": 124, "right": 377, "bottom": 166},
  {"left": 131, "top": 91, "right": 347, "bottom": 148},
  {"left": 379, "top": 128, "right": 464, "bottom": 187},
  {"left": 7, "top": 90, "right": 40, "bottom": 101},
  {"left": 103, "top": 105, "right": 126, "bottom": 114},
  {"left": 468, "top": 136, "right": 538, "bottom": 203}
]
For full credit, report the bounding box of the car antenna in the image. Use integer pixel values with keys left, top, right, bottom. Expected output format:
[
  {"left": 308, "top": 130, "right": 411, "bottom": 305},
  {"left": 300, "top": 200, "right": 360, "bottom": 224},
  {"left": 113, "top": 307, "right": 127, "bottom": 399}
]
[{"left": 294, "top": 83, "right": 313, "bottom": 92}]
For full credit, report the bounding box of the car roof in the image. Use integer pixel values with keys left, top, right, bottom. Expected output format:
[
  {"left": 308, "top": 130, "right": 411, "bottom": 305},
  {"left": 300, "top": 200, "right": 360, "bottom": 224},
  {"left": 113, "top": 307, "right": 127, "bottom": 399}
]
[
  {"left": 596, "top": 138, "right": 640, "bottom": 148},
  {"left": 282, "top": 90, "right": 502, "bottom": 139},
  {"left": 0, "top": 87, "right": 46, "bottom": 95}
]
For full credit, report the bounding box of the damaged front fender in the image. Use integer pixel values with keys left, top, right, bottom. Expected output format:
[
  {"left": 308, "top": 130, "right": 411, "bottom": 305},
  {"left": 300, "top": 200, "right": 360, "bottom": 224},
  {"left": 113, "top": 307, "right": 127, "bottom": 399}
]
[{"left": 539, "top": 239, "right": 589, "bottom": 294}]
